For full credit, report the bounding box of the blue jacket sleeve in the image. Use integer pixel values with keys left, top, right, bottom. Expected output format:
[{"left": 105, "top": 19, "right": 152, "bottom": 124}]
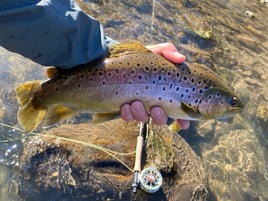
[{"left": 0, "top": 0, "right": 116, "bottom": 69}]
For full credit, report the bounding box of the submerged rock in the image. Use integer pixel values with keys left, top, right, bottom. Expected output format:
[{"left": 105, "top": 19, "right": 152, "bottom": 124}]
[{"left": 18, "top": 120, "right": 208, "bottom": 201}]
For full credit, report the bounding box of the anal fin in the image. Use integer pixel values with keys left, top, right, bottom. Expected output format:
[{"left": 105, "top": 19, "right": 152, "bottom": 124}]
[{"left": 43, "top": 105, "right": 77, "bottom": 126}]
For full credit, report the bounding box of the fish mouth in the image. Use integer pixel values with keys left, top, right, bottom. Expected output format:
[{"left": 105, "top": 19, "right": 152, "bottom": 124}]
[{"left": 216, "top": 107, "right": 243, "bottom": 120}]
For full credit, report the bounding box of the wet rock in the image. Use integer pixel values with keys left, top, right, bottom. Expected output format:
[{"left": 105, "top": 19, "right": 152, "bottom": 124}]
[{"left": 18, "top": 120, "right": 208, "bottom": 201}]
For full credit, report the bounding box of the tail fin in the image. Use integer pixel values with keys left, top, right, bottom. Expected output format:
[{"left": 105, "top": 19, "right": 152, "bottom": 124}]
[{"left": 15, "top": 81, "right": 46, "bottom": 132}]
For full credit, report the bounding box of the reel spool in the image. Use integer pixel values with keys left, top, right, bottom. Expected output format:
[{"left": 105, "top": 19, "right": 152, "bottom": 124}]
[{"left": 139, "top": 166, "right": 163, "bottom": 193}]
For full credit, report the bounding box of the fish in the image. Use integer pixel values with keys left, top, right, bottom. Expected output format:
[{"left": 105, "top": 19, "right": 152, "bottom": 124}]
[{"left": 15, "top": 42, "right": 243, "bottom": 132}]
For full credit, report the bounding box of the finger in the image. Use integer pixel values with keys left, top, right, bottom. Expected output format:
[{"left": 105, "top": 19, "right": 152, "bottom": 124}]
[
  {"left": 146, "top": 43, "right": 186, "bottom": 63},
  {"left": 146, "top": 43, "right": 177, "bottom": 54},
  {"left": 120, "top": 104, "right": 134, "bottom": 121},
  {"left": 150, "top": 106, "right": 168, "bottom": 125},
  {"left": 175, "top": 119, "right": 190, "bottom": 130},
  {"left": 130, "top": 101, "right": 149, "bottom": 122},
  {"left": 161, "top": 49, "right": 186, "bottom": 63}
]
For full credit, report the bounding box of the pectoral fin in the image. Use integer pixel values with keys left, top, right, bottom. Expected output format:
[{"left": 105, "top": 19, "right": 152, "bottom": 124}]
[
  {"left": 168, "top": 120, "right": 181, "bottom": 133},
  {"left": 181, "top": 102, "right": 202, "bottom": 119},
  {"left": 92, "top": 112, "right": 120, "bottom": 123}
]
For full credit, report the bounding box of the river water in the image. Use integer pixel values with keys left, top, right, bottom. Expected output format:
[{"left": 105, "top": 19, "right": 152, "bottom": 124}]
[{"left": 0, "top": 0, "right": 268, "bottom": 200}]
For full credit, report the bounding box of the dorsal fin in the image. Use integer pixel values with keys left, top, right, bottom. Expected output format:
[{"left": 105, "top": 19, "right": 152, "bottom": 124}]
[
  {"left": 46, "top": 67, "right": 59, "bottom": 78},
  {"left": 109, "top": 41, "right": 151, "bottom": 58}
]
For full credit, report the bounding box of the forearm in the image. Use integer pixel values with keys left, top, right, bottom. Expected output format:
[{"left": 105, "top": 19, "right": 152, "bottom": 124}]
[{"left": 0, "top": 0, "right": 113, "bottom": 69}]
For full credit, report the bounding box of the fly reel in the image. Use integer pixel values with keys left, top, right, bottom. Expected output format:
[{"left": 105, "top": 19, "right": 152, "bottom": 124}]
[{"left": 139, "top": 166, "right": 163, "bottom": 193}]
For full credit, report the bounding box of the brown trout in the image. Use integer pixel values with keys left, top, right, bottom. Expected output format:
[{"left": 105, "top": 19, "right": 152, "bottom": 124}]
[{"left": 15, "top": 42, "right": 243, "bottom": 132}]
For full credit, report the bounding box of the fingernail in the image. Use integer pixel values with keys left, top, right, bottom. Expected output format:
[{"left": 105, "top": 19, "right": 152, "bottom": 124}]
[{"left": 173, "top": 51, "right": 185, "bottom": 58}]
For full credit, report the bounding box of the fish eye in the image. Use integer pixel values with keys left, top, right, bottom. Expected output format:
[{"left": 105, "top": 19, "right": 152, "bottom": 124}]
[{"left": 229, "top": 96, "right": 238, "bottom": 106}]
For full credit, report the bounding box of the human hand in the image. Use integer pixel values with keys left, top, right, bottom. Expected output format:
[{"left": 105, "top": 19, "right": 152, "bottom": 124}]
[{"left": 120, "top": 43, "right": 190, "bottom": 130}]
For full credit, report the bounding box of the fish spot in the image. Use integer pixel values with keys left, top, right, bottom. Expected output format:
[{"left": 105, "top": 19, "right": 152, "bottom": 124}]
[
  {"left": 145, "top": 66, "right": 150, "bottom": 71},
  {"left": 216, "top": 92, "right": 220, "bottom": 97},
  {"left": 87, "top": 69, "right": 92, "bottom": 73},
  {"left": 192, "top": 87, "right": 196, "bottom": 92},
  {"left": 188, "top": 71, "right": 191, "bottom": 75},
  {"left": 208, "top": 95, "right": 212, "bottom": 100},
  {"left": 198, "top": 80, "right": 201, "bottom": 85},
  {"left": 188, "top": 95, "right": 191, "bottom": 99},
  {"left": 80, "top": 75, "right": 84, "bottom": 78},
  {"left": 220, "top": 101, "right": 224, "bottom": 104},
  {"left": 191, "top": 78, "right": 195, "bottom": 83},
  {"left": 186, "top": 89, "right": 189, "bottom": 93},
  {"left": 90, "top": 78, "right": 93, "bottom": 81},
  {"left": 131, "top": 70, "right": 135, "bottom": 74},
  {"left": 78, "top": 84, "right": 81, "bottom": 88},
  {"left": 153, "top": 68, "right": 157, "bottom": 72},
  {"left": 102, "top": 82, "right": 106, "bottom": 85},
  {"left": 167, "top": 72, "right": 171, "bottom": 76},
  {"left": 152, "top": 80, "right": 156, "bottom": 84},
  {"left": 169, "top": 84, "right": 173, "bottom": 89},
  {"left": 137, "top": 63, "right": 141, "bottom": 67},
  {"left": 145, "top": 86, "right": 149, "bottom": 90},
  {"left": 176, "top": 87, "right": 180, "bottom": 91},
  {"left": 107, "top": 72, "right": 112, "bottom": 77},
  {"left": 199, "top": 89, "right": 203, "bottom": 94},
  {"left": 195, "top": 99, "right": 199, "bottom": 104},
  {"left": 136, "top": 92, "right": 139, "bottom": 96},
  {"left": 138, "top": 75, "right": 142, "bottom": 79},
  {"left": 203, "top": 80, "right": 207, "bottom": 83},
  {"left": 128, "top": 81, "right": 132, "bottom": 84},
  {"left": 158, "top": 76, "right": 162, "bottom": 80},
  {"left": 55, "top": 88, "right": 59, "bottom": 91},
  {"left": 158, "top": 97, "right": 162, "bottom": 101},
  {"left": 98, "top": 72, "right": 103, "bottom": 76},
  {"left": 181, "top": 67, "right": 185, "bottom": 71},
  {"left": 115, "top": 91, "right": 119, "bottom": 95},
  {"left": 162, "top": 87, "right": 166, "bottom": 91},
  {"left": 127, "top": 62, "right": 130, "bottom": 65},
  {"left": 169, "top": 99, "right": 173, "bottom": 103},
  {"left": 176, "top": 73, "right": 180, "bottom": 77},
  {"left": 181, "top": 94, "right": 184, "bottom": 98}
]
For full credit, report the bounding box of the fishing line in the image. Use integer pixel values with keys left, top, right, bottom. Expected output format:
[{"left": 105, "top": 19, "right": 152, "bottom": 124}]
[{"left": 0, "top": 122, "right": 135, "bottom": 172}]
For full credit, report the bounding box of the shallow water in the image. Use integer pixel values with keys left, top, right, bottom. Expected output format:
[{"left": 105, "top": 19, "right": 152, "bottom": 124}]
[{"left": 0, "top": 0, "right": 268, "bottom": 200}]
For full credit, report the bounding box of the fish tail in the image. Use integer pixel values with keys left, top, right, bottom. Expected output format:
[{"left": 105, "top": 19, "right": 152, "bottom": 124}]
[{"left": 15, "top": 81, "right": 46, "bottom": 132}]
